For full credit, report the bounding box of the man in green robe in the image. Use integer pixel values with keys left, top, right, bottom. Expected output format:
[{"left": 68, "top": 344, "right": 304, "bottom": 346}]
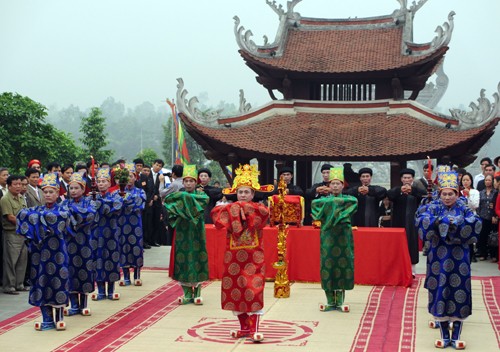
[
  {"left": 164, "top": 165, "right": 209, "bottom": 305},
  {"left": 311, "top": 167, "right": 358, "bottom": 312}
]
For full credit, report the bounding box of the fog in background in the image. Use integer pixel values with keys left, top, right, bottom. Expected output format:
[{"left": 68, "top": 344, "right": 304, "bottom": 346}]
[{"left": 1, "top": 0, "right": 499, "bottom": 170}]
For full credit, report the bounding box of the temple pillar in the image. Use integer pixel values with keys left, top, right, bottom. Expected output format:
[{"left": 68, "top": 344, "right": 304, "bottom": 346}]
[
  {"left": 296, "top": 160, "right": 313, "bottom": 225},
  {"left": 258, "top": 159, "right": 275, "bottom": 186},
  {"left": 390, "top": 160, "right": 407, "bottom": 188}
]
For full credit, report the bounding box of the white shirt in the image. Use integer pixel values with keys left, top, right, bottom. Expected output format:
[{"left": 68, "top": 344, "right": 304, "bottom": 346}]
[
  {"left": 463, "top": 188, "right": 480, "bottom": 213},
  {"left": 473, "top": 173, "right": 484, "bottom": 188},
  {"left": 29, "top": 185, "right": 40, "bottom": 200}
]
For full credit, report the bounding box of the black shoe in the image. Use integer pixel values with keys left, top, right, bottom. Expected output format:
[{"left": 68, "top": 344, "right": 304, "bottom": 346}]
[
  {"left": 152, "top": 243, "right": 160, "bottom": 247},
  {"left": 143, "top": 243, "right": 151, "bottom": 249},
  {"left": 472, "top": 256, "right": 477, "bottom": 263}
]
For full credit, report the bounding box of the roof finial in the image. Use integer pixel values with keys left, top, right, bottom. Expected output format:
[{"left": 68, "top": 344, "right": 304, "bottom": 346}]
[
  {"left": 266, "top": 0, "right": 285, "bottom": 16},
  {"left": 286, "top": 0, "right": 302, "bottom": 14},
  {"left": 176, "top": 78, "right": 221, "bottom": 127},
  {"left": 409, "top": 0, "right": 428, "bottom": 13},
  {"left": 266, "top": 0, "right": 302, "bottom": 17},
  {"left": 397, "top": 0, "right": 427, "bottom": 13},
  {"left": 449, "top": 82, "right": 500, "bottom": 130},
  {"left": 239, "top": 90, "right": 252, "bottom": 114},
  {"left": 430, "top": 11, "right": 455, "bottom": 50},
  {"left": 233, "top": 16, "right": 258, "bottom": 53}
]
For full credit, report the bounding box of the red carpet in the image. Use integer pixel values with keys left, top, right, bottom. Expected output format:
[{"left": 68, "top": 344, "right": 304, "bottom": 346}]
[
  {"left": 52, "top": 280, "right": 181, "bottom": 352},
  {"left": 350, "top": 277, "right": 422, "bottom": 351},
  {"left": 482, "top": 277, "right": 500, "bottom": 347},
  {"left": 2, "top": 276, "right": 500, "bottom": 351},
  {"left": 0, "top": 306, "right": 39, "bottom": 336}
]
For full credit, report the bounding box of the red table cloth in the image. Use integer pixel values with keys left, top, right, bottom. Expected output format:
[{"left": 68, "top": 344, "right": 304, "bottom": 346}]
[{"left": 205, "top": 226, "right": 413, "bottom": 287}]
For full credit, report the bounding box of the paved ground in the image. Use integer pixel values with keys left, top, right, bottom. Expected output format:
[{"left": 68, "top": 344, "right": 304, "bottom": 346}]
[{"left": 1, "top": 245, "right": 498, "bottom": 322}]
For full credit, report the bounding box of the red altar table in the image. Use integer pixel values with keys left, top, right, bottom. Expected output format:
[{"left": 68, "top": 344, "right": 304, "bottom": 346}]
[{"left": 205, "top": 226, "right": 413, "bottom": 287}]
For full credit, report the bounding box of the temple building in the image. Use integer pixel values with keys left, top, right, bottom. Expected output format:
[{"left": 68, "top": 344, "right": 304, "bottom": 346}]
[{"left": 176, "top": 0, "right": 500, "bottom": 190}]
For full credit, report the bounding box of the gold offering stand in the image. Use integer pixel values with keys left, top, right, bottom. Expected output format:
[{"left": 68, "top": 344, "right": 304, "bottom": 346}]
[{"left": 272, "top": 176, "right": 290, "bottom": 298}]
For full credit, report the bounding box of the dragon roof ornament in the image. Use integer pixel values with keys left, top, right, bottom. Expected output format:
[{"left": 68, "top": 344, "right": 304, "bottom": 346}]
[
  {"left": 429, "top": 11, "right": 455, "bottom": 51},
  {"left": 395, "top": 0, "right": 455, "bottom": 57},
  {"left": 236, "top": 0, "right": 453, "bottom": 59},
  {"left": 395, "top": 0, "right": 428, "bottom": 15},
  {"left": 234, "top": 1, "right": 302, "bottom": 58},
  {"left": 176, "top": 78, "right": 222, "bottom": 127},
  {"left": 239, "top": 90, "right": 252, "bottom": 114},
  {"left": 449, "top": 83, "right": 500, "bottom": 130}
]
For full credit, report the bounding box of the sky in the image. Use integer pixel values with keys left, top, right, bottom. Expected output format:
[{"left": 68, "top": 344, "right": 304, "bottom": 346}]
[{"left": 1, "top": 0, "right": 499, "bottom": 116}]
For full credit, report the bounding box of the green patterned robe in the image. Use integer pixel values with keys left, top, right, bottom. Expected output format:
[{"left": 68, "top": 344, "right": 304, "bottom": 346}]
[
  {"left": 311, "top": 194, "right": 358, "bottom": 291},
  {"left": 164, "top": 191, "right": 209, "bottom": 283}
]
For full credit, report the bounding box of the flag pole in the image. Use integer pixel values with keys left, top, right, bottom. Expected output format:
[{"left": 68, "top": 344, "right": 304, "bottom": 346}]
[{"left": 166, "top": 99, "right": 176, "bottom": 165}]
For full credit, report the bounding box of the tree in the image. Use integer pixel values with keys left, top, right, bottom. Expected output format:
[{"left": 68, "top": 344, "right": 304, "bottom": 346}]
[
  {"left": 79, "top": 107, "right": 113, "bottom": 163},
  {"left": 162, "top": 122, "right": 173, "bottom": 166},
  {"left": 0, "top": 92, "right": 82, "bottom": 172},
  {"left": 135, "top": 148, "right": 159, "bottom": 166}
]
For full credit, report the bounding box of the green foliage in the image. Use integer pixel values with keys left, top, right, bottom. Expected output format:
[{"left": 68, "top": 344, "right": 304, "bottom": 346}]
[
  {"left": 0, "top": 92, "right": 82, "bottom": 172},
  {"left": 135, "top": 148, "right": 159, "bottom": 166},
  {"left": 114, "top": 167, "right": 130, "bottom": 184},
  {"left": 162, "top": 122, "right": 173, "bottom": 166},
  {"left": 79, "top": 107, "right": 113, "bottom": 163}
]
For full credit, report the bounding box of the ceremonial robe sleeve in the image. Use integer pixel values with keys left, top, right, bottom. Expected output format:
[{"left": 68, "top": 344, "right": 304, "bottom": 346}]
[
  {"left": 369, "top": 185, "right": 387, "bottom": 201},
  {"left": 164, "top": 191, "right": 209, "bottom": 228},
  {"left": 16, "top": 207, "right": 43, "bottom": 249},
  {"left": 387, "top": 186, "right": 401, "bottom": 201},
  {"left": 211, "top": 202, "right": 268, "bottom": 235},
  {"left": 416, "top": 201, "right": 481, "bottom": 245},
  {"left": 311, "top": 196, "right": 358, "bottom": 227}
]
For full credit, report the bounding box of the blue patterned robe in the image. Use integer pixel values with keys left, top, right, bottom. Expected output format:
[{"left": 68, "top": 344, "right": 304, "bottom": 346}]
[
  {"left": 119, "top": 187, "right": 146, "bottom": 268},
  {"left": 94, "top": 192, "right": 124, "bottom": 282},
  {"left": 17, "top": 204, "right": 76, "bottom": 307},
  {"left": 416, "top": 199, "right": 481, "bottom": 319},
  {"left": 63, "top": 197, "right": 98, "bottom": 294}
]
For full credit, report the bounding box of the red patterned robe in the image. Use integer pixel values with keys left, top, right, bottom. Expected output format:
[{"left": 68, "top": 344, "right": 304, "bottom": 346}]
[{"left": 211, "top": 201, "right": 269, "bottom": 312}]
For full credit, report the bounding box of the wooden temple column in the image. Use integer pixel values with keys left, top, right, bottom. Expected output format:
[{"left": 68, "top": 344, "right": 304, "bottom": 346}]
[
  {"left": 258, "top": 158, "right": 275, "bottom": 185},
  {"left": 390, "top": 160, "right": 407, "bottom": 188},
  {"left": 295, "top": 161, "right": 312, "bottom": 194},
  {"left": 296, "top": 160, "right": 313, "bottom": 225}
]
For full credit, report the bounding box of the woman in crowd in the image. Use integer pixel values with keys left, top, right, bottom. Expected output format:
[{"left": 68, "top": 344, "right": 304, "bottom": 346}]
[
  {"left": 460, "top": 172, "right": 480, "bottom": 263},
  {"left": 477, "top": 174, "right": 497, "bottom": 261},
  {"left": 378, "top": 196, "right": 392, "bottom": 227}
]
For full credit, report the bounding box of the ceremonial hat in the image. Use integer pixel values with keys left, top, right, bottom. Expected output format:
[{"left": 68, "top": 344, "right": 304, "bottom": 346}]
[
  {"left": 40, "top": 173, "right": 60, "bottom": 189},
  {"left": 183, "top": 165, "right": 198, "bottom": 180},
  {"left": 69, "top": 172, "right": 86, "bottom": 188},
  {"left": 198, "top": 167, "right": 212, "bottom": 178},
  {"left": 329, "top": 167, "right": 344, "bottom": 183},
  {"left": 400, "top": 168, "right": 415, "bottom": 177},
  {"left": 223, "top": 164, "right": 274, "bottom": 195},
  {"left": 28, "top": 159, "right": 41, "bottom": 168},
  {"left": 358, "top": 167, "right": 373, "bottom": 176},
  {"left": 321, "top": 164, "right": 333, "bottom": 172},
  {"left": 279, "top": 166, "right": 294, "bottom": 175},
  {"left": 438, "top": 171, "right": 459, "bottom": 192},
  {"left": 97, "top": 168, "right": 111, "bottom": 180},
  {"left": 436, "top": 165, "right": 451, "bottom": 173}
]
